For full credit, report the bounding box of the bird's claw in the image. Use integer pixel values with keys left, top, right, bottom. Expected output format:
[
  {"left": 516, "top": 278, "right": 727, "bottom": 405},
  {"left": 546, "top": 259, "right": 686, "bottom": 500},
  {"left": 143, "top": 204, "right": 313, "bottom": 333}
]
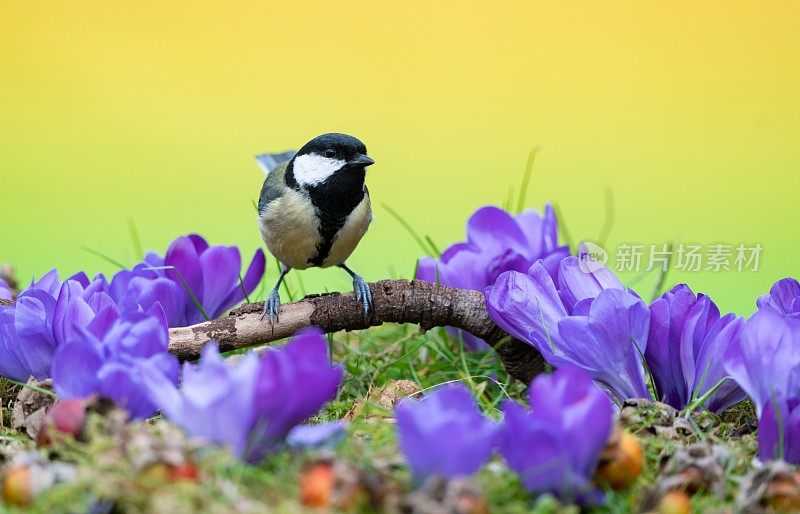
[
  {"left": 261, "top": 288, "right": 281, "bottom": 327},
  {"left": 352, "top": 274, "right": 373, "bottom": 315}
]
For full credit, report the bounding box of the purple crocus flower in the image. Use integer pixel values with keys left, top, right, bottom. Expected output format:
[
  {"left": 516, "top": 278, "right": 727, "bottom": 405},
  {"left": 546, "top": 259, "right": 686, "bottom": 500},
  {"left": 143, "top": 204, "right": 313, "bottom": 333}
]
[
  {"left": 757, "top": 277, "right": 800, "bottom": 318},
  {"left": 395, "top": 383, "right": 498, "bottom": 482},
  {"left": 758, "top": 397, "right": 800, "bottom": 464},
  {"left": 162, "top": 234, "right": 266, "bottom": 325},
  {"left": 486, "top": 256, "right": 651, "bottom": 404},
  {"left": 110, "top": 234, "right": 266, "bottom": 327},
  {"left": 499, "top": 365, "right": 614, "bottom": 504},
  {"left": 142, "top": 327, "right": 343, "bottom": 463},
  {"left": 646, "top": 285, "right": 746, "bottom": 413},
  {"left": 724, "top": 309, "right": 800, "bottom": 415},
  {"left": 51, "top": 306, "right": 179, "bottom": 419},
  {"left": 416, "top": 205, "right": 569, "bottom": 350},
  {"left": 0, "top": 270, "right": 113, "bottom": 381},
  {"left": 286, "top": 421, "right": 347, "bottom": 450}
]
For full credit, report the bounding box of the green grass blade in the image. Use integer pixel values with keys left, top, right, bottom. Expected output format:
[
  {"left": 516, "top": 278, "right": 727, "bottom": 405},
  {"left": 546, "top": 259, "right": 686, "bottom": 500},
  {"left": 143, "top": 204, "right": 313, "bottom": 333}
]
[
  {"left": 5, "top": 378, "right": 57, "bottom": 398},
  {"left": 126, "top": 218, "right": 144, "bottom": 261},
  {"left": 516, "top": 147, "right": 540, "bottom": 213},
  {"left": 597, "top": 186, "right": 615, "bottom": 247},
  {"left": 80, "top": 245, "right": 127, "bottom": 270},
  {"left": 552, "top": 203, "right": 574, "bottom": 252},
  {"left": 382, "top": 203, "right": 437, "bottom": 256}
]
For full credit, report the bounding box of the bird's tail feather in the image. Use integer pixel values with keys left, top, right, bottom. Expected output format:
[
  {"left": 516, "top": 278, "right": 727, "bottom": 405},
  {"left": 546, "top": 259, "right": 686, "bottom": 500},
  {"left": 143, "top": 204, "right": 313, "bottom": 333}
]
[{"left": 254, "top": 150, "right": 296, "bottom": 175}]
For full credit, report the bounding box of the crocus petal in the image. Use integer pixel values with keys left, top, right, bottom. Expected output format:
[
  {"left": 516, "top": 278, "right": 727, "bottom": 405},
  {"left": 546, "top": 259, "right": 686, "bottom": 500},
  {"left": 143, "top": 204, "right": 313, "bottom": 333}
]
[
  {"left": 679, "top": 295, "right": 721, "bottom": 394},
  {"left": 0, "top": 309, "right": 30, "bottom": 381},
  {"left": 724, "top": 309, "right": 800, "bottom": 414},
  {"left": 396, "top": 384, "right": 497, "bottom": 482},
  {"left": 558, "top": 256, "right": 624, "bottom": 313},
  {"left": 691, "top": 314, "right": 746, "bottom": 413},
  {"left": 466, "top": 206, "right": 528, "bottom": 254},
  {"left": 197, "top": 246, "right": 241, "bottom": 320},
  {"left": 758, "top": 398, "right": 800, "bottom": 464},
  {"left": 52, "top": 338, "right": 104, "bottom": 399},
  {"left": 645, "top": 285, "right": 696, "bottom": 408},
  {"left": 526, "top": 365, "right": 614, "bottom": 474},
  {"left": 286, "top": 421, "right": 347, "bottom": 449},
  {"left": 556, "top": 289, "right": 651, "bottom": 403},
  {"left": 30, "top": 269, "right": 60, "bottom": 295},
  {"left": 485, "top": 264, "right": 568, "bottom": 361},
  {"left": 498, "top": 366, "right": 612, "bottom": 504},
  {"left": 187, "top": 233, "right": 210, "bottom": 254},
  {"left": 219, "top": 248, "right": 266, "bottom": 310},
  {"left": 164, "top": 235, "right": 204, "bottom": 305},
  {"left": 249, "top": 327, "right": 343, "bottom": 461},
  {"left": 14, "top": 289, "right": 58, "bottom": 380},
  {"left": 757, "top": 278, "right": 800, "bottom": 317},
  {"left": 514, "top": 209, "right": 547, "bottom": 257},
  {"left": 415, "top": 257, "right": 438, "bottom": 283}
]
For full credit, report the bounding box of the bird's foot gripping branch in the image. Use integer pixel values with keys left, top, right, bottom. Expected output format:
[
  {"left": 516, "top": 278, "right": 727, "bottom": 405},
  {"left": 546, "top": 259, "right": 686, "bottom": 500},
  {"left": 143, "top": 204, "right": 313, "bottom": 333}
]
[{"left": 167, "top": 279, "right": 545, "bottom": 384}]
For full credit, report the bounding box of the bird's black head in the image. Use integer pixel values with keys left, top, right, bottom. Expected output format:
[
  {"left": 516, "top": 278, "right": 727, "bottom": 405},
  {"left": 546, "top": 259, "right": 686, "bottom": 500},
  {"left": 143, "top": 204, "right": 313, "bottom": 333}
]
[{"left": 289, "top": 133, "right": 374, "bottom": 189}]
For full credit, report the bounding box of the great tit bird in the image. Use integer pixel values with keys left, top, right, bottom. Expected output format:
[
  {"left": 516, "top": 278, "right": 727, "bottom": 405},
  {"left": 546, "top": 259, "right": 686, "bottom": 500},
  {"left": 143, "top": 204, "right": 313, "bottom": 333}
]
[{"left": 255, "top": 133, "right": 375, "bottom": 324}]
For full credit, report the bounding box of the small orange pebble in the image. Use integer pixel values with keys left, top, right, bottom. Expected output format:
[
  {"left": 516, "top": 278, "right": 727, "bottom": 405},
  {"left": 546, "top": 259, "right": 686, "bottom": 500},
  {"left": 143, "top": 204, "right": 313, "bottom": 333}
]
[
  {"left": 656, "top": 490, "right": 692, "bottom": 514},
  {"left": 301, "top": 461, "right": 335, "bottom": 507},
  {"left": 595, "top": 427, "right": 645, "bottom": 490},
  {"left": 2, "top": 466, "right": 32, "bottom": 507}
]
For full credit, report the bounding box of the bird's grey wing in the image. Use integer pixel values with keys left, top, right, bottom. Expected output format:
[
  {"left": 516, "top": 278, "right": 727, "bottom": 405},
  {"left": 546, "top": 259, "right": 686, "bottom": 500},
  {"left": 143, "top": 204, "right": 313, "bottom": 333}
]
[
  {"left": 258, "top": 161, "right": 289, "bottom": 214},
  {"left": 255, "top": 150, "right": 296, "bottom": 175}
]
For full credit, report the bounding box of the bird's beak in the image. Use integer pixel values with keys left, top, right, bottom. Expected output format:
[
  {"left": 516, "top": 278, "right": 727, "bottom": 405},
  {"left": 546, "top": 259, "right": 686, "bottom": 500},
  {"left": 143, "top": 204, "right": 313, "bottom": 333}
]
[{"left": 350, "top": 154, "right": 375, "bottom": 167}]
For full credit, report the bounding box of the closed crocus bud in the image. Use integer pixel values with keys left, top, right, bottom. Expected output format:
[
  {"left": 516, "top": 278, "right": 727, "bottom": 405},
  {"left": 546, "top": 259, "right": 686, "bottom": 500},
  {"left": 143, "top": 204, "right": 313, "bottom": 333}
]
[
  {"left": 595, "top": 426, "right": 644, "bottom": 490},
  {"left": 301, "top": 461, "right": 334, "bottom": 507},
  {"left": 37, "top": 398, "right": 90, "bottom": 447}
]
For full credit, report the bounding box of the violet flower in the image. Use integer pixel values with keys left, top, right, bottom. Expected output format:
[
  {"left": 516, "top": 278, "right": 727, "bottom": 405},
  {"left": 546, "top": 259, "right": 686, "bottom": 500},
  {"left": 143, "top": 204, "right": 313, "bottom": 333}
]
[
  {"left": 162, "top": 234, "right": 265, "bottom": 325},
  {"left": 498, "top": 365, "right": 614, "bottom": 504},
  {"left": 142, "top": 327, "right": 343, "bottom": 463},
  {"left": 51, "top": 306, "right": 179, "bottom": 419},
  {"left": 0, "top": 270, "right": 113, "bottom": 382},
  {"left": 486, "top": 256, "right": 651, "bottom": 404},
  {"left": 646, "top": 285, "right": 746, "bottom": 413},
  {"left": 758, "top": 397, "right": 800, "bottom": 464},
  {"left": 416, "top": 205, "right": 568, "bottom": 350},
  {"left": 286, "top": 421, "right": 347, "bottom": 450},
  {"left": 395, "top": 383, "right": 498, "bottom": 482},
  {"left": 724, "top": 309, "right": 800, "bottom": 414},
  {"left": 110, "top": 234, "right": 265, "bottom": 327},
  {"left": 757, "top": 277, "right": 800, "bottom": 318}
]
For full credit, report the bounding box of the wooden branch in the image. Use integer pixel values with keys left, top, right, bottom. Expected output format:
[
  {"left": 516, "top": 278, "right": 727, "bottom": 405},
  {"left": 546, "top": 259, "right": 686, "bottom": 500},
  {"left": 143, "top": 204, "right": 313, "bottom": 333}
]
[{"left": 168, "top": 279, "right": 545, "bottom": 384}]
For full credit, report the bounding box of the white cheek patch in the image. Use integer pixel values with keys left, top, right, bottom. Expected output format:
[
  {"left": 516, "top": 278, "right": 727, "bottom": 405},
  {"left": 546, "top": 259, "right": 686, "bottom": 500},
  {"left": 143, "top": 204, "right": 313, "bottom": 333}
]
[{"left": 292, "top": 153, "right": 346, "bottom": 187}]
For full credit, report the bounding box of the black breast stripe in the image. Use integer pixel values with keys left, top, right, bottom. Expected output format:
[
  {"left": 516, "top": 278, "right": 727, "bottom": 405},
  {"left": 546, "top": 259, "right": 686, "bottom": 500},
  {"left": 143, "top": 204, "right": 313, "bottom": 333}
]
[{"left": 305, "top": 168, "right": 366, "bottom": 266}]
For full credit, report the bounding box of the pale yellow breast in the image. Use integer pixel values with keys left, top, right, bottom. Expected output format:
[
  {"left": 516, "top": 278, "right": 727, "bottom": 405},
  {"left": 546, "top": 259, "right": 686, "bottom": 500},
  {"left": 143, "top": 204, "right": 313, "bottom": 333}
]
[
  {"left": 258, "top": 189, "right": 321, "bottom": 270},
  {"left": 322, "top": 195, "right": 372, "bottom": 267}
]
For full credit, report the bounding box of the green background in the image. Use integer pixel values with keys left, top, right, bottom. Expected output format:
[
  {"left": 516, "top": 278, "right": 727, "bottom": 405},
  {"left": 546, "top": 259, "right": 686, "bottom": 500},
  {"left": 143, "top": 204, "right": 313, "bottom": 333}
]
[{"left": 2, "top": 1, "right": 798, "bottom": 315}]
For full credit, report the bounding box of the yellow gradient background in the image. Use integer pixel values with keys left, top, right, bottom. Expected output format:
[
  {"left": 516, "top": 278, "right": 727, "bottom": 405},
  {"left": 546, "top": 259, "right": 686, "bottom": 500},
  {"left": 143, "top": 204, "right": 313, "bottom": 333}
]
[{"left": 1, "top": 1, "right": 798, "bottom": 315}]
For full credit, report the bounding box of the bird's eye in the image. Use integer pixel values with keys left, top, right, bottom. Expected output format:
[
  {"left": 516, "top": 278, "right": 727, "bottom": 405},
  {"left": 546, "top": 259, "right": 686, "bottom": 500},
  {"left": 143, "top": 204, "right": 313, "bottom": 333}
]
[{"left": 324, "top": 149, "right": 336, "bottom": 158}]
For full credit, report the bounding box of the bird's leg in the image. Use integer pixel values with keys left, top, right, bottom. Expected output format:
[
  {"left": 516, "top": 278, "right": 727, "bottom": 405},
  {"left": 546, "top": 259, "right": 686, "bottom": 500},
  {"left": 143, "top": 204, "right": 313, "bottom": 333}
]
[
  {"left": 338, "top": 263, "right": 373, "bottom": 315},
  {"left": 261, "top": 265, "right": 291, "bottom": 326}
]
